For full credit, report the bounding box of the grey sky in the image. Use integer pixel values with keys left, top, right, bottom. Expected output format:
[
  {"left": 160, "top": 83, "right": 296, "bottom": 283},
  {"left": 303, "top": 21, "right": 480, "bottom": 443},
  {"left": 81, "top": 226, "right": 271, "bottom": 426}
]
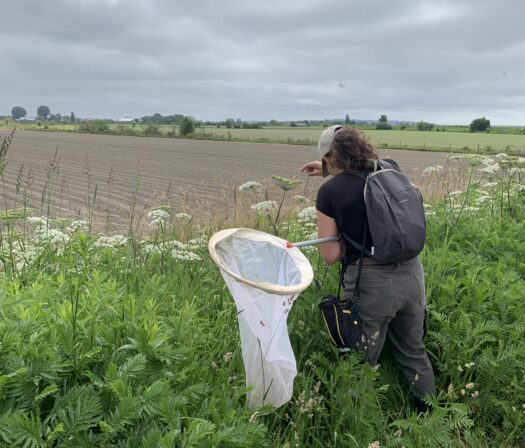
[{"left": 1, "top": 0, "right": 524, "bottom": 124}]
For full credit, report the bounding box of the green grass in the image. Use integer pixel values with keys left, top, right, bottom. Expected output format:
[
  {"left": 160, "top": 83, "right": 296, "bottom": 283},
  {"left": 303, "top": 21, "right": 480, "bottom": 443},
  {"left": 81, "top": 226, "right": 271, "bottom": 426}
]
[
  {"left": 5, "top": 122, "right": 525, "bottom": 155},
  {"left": 0, "top": 144, "right": 524, "bottom": 446}
]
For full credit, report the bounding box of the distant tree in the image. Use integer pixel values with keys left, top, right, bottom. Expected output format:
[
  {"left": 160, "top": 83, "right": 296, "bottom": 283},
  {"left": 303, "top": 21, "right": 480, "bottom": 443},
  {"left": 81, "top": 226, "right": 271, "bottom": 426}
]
[
  {"left": 179, "top": 116, "right": 195, "bottom": 136},
  {"left": 469, "top": 117, "right": 490, "bottom": 132},
  {"left": 70, "top": 112, "right": 76, "bottom": 123},
  {"left": 416, "top": 121, "right": 434, "bottom": 131},
  {"left": 376, "top": 115, "right": 392, "bottom": 130},
  {"left": 37, "top": 105, "right": 50, "bottom": 119},
  {"left": 345, "top": 114, "right": 351, "bottom": 124},
  {"left": 290, "top": 121, "right": 297, "bottom": 127},
  {"left": 11, "top": 106, "right": 27, "bottom": 119}
]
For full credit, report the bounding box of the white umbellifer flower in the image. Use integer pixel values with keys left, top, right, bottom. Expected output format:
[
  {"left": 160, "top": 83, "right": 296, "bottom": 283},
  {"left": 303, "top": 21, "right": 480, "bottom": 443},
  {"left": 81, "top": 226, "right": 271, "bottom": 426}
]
[
  {"left": 148, "top": 209, "right": 170, "bottom": 221},
  {"left": 464, "top": 206, "right": 480, "bottom": 212},
  {"left": 423, "top": 165, "right": 443, "bottom": 175},
  {"left": 142, "top": 244, "right": 160, "bottom": 255},
  {"left": 187, "top": 235, "right": 208, "bottom": 250},
  {"left": 175, "top": 213, "right": 192, "bottom": 221},
  {"left": 66, "top": 220, "right": 88, "bottom": 233},
  {"left": 476, "top": 195, "right": 491, "bottom": 204},
  {"left": 423, "top": 203, "right": 432, "bottom": 209},
  {"left": 239, "top": 181, "right": 262, "bottom": 191},
  {"left": 34, "top": 227, "right": 70, "bottom": 248},
  {"left": 250, "top": 201, "right": 277, "bottom": 213},
  {"left": 298, "top": 206, "right": 317, "bottom": 222},
  {"left": 367, "top": 442, "right": 381, "bottom": 448},
  {"left": 482, "top": 181, "right": 499, "bottom": 188},
  {"left": 480, "top": 164, "right": 499, "bottom": 174},
  {"left": 143, "top": 240, "right": 190, "bottom": 255},
  {"left": 27, "top": 216, "right": 48, "bottom": 226},
  {"left": 465, "top": 382, "right": 475, "bottom": 389},
  {"left": 148, "top": 209, "right": 170, "bottom": 227},
  {"left": 95, "top": 234, "right": 128, "bottom": 248},
  {"left": 306, "top": 231, "right": 318, "bottom": 240},
  {"left": 494, "top": 153, "right": 509, "bottom": 158},
  {"left": 449, "top": 191, "right": 463, "bottom": 197},
  {"left": 171, "top": 249, "right": 201, "bottom": 261}
]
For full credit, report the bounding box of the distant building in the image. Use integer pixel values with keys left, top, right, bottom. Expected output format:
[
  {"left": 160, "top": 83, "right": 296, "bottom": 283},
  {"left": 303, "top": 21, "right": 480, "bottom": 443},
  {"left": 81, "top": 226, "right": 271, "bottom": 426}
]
[{"left": 117, "top": 116, "right": 135, "bottom": 123}]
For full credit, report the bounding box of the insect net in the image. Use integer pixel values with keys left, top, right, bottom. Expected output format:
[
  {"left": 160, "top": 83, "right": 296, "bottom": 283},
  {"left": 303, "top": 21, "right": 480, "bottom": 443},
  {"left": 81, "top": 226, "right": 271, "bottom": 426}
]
[{"left": 209, "top": 228, "right": 313, "bottom": 409}]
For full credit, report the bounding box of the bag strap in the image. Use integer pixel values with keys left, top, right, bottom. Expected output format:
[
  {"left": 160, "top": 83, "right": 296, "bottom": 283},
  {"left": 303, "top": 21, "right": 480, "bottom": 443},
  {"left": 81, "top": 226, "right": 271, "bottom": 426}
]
[{"left": 353, "top": 221, "right": 368, "bottom": 298}]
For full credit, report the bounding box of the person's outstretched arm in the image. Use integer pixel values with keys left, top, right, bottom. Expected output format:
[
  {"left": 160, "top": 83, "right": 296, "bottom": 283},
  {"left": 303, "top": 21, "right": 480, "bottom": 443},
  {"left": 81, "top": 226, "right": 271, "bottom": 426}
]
[{"left": 300, "top": 160, "right": 322, "bottom": 177}]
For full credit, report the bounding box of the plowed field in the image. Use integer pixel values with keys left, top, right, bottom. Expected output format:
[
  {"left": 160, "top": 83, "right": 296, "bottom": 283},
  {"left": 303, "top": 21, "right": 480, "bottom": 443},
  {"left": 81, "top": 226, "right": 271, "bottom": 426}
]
[{"left": 0, "top": 130, "right": 451, "bottom": 229}]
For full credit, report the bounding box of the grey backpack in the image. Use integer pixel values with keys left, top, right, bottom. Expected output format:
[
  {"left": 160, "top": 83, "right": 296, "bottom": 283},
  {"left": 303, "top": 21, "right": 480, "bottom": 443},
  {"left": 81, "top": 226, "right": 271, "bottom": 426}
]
[{"left": 343, "top": 160, "right": 426, "bottom": 264}]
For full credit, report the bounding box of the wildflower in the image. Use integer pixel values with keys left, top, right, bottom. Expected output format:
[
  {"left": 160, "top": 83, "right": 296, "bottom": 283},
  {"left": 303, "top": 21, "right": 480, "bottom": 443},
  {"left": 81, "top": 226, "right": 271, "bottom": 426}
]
[
  {"left": 464, "top": 362, "right": 475, "bottom": 369},
  {"left": 228, "top": 375, "right": 238, "bottom": 382},
  {"left": 457, "top": 365, "right": 464, "bottom": 372},
  {"left": 394, "top": 429, "right": 403, "bottom": 438},
  {"left": 463, "top": 206, "right": 480, "bottom": 212},
  {"left": 480, "top": 164, "right": 499, "bottom": 174},
  {"left": 476, "top": 196, "right": 491, "bottom": 204},
  {"left": 368, "top": 442, "right": 381, "bottom": 448},
  {"left": 33, "top": 227, "right": 70, "bottom": 251},
  {"left": 250, "top": 201, "right": 277, "bottom": 213},
  {"left": 423, "top": 165, "right": 443, "bottom": 175},
  {"left": 465, "top": 382, "right": 475, "bottom": 389},
  {"left": 27, "top": 216, "right": 48, "bottom": 226},
  {"left": 210, "top": 361, "right": 218, "bottom": 369},
  {"left": 239, "top": 181, "right": 262, "bottom": 191},
  {"left": 447, "top": 383, "right": 454, "bottom": 397},
  {"left": 174, "top": 213, "right": 192, "bottom": 221},
  {"left": 95, "top": 234, "right": 128, "bottom": 248},
  {"left": 471, "top": 391, "right": 479, "bottom": 398},
  {"left": 148, "top": 208, "right": 170, "bottom": 221},
  {"left": 171, "top": 249, "right": 201, "bottom": 261},
  {"left": 186, "top": 235, "right": 208, "bottom": 250},
  {"left": 271, "top": 175, "right": 303, "bottom": 191},
  {"left": 249, "top": 411, "right": 261, "bottom": 423},
  {"left": 423, "top": 203, "right": 432, "bottom": 209},
  {"left": 482, "top": 181, "right": 499, "bottom": 188},
  {"left": 66, "top": 220, "right": 88, "bottom": 233},
  {"left": 448, "top": 191, "right": 463, "bottom": 197},
  {"left": 461, "top": 389, "right": 466, "bottom": 396},
  {"left": 298, "top": 206, "right": 317, "bottom": 222},
  {"left": 223, "top": 352, "right": 233, "bottom": 362}
]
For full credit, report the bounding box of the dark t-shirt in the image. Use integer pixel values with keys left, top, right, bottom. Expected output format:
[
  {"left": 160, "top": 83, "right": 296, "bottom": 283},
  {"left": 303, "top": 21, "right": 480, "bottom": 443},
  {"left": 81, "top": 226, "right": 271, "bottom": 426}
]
[{"left": 316, "top": 172, "right": 372, "bottom": 263}]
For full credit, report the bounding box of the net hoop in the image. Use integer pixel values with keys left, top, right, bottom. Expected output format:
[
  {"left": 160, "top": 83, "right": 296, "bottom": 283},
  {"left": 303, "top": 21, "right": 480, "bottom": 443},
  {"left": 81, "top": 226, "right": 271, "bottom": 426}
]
[{"left": 208, "top": 228, "right": 313, "bottom": 295}]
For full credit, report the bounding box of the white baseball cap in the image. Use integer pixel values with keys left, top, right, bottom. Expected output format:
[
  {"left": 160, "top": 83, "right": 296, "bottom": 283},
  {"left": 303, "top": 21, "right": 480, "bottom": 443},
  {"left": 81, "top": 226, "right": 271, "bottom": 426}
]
[{"left": 317, "top": 125, "right": 344, "bottom": 158}]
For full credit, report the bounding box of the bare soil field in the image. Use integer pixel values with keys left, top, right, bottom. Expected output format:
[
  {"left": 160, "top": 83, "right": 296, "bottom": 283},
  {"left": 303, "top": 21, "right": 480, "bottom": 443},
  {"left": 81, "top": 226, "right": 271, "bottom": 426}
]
[{"left": 0, "top": 130, "right": 452, "bottom": 230}]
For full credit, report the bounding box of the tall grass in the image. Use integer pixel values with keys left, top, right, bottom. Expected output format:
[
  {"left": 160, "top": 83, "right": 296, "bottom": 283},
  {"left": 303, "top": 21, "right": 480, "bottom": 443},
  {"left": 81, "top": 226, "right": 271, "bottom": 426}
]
[{"left": 0, "top": 133, "right": 524, "bottom": 446}]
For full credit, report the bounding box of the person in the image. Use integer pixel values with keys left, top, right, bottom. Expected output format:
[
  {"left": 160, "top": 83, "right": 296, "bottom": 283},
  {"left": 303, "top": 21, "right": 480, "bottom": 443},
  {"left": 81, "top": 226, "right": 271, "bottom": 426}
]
[{"left": 300, "top": 125, "right": 436, "bottom": 413}]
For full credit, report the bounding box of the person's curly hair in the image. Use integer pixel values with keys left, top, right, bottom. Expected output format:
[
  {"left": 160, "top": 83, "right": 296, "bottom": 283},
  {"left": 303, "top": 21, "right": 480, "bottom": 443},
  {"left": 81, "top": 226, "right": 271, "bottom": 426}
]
[{"left": 329, "top": 127, "right": 379, "bottom": 171}]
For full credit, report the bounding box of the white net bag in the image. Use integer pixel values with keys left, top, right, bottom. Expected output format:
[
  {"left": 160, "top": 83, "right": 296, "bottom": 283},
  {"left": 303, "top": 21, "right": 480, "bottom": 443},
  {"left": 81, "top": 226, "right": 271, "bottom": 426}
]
[{"left": 209, "top": 228, "right": 314, "bottom": 409}]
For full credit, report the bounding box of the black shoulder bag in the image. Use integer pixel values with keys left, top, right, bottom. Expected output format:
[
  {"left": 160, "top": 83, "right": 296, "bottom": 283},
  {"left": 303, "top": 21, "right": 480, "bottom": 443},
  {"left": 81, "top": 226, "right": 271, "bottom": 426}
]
[{"left": 318, "top": 222, "right": 367, "bottom": 356}]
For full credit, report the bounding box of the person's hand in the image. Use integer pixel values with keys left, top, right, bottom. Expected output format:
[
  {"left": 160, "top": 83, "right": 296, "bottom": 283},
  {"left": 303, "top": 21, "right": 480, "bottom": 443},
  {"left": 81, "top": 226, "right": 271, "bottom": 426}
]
[{"left": 300, "top": 160, "right": 322, "bottom": 177}]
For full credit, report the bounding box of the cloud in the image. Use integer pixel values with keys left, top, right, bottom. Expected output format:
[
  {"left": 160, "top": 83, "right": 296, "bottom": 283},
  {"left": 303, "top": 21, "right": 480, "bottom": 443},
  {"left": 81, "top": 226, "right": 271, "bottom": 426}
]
[{"left": 1, "top": 0, "right": 524, "bottom": 124}]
